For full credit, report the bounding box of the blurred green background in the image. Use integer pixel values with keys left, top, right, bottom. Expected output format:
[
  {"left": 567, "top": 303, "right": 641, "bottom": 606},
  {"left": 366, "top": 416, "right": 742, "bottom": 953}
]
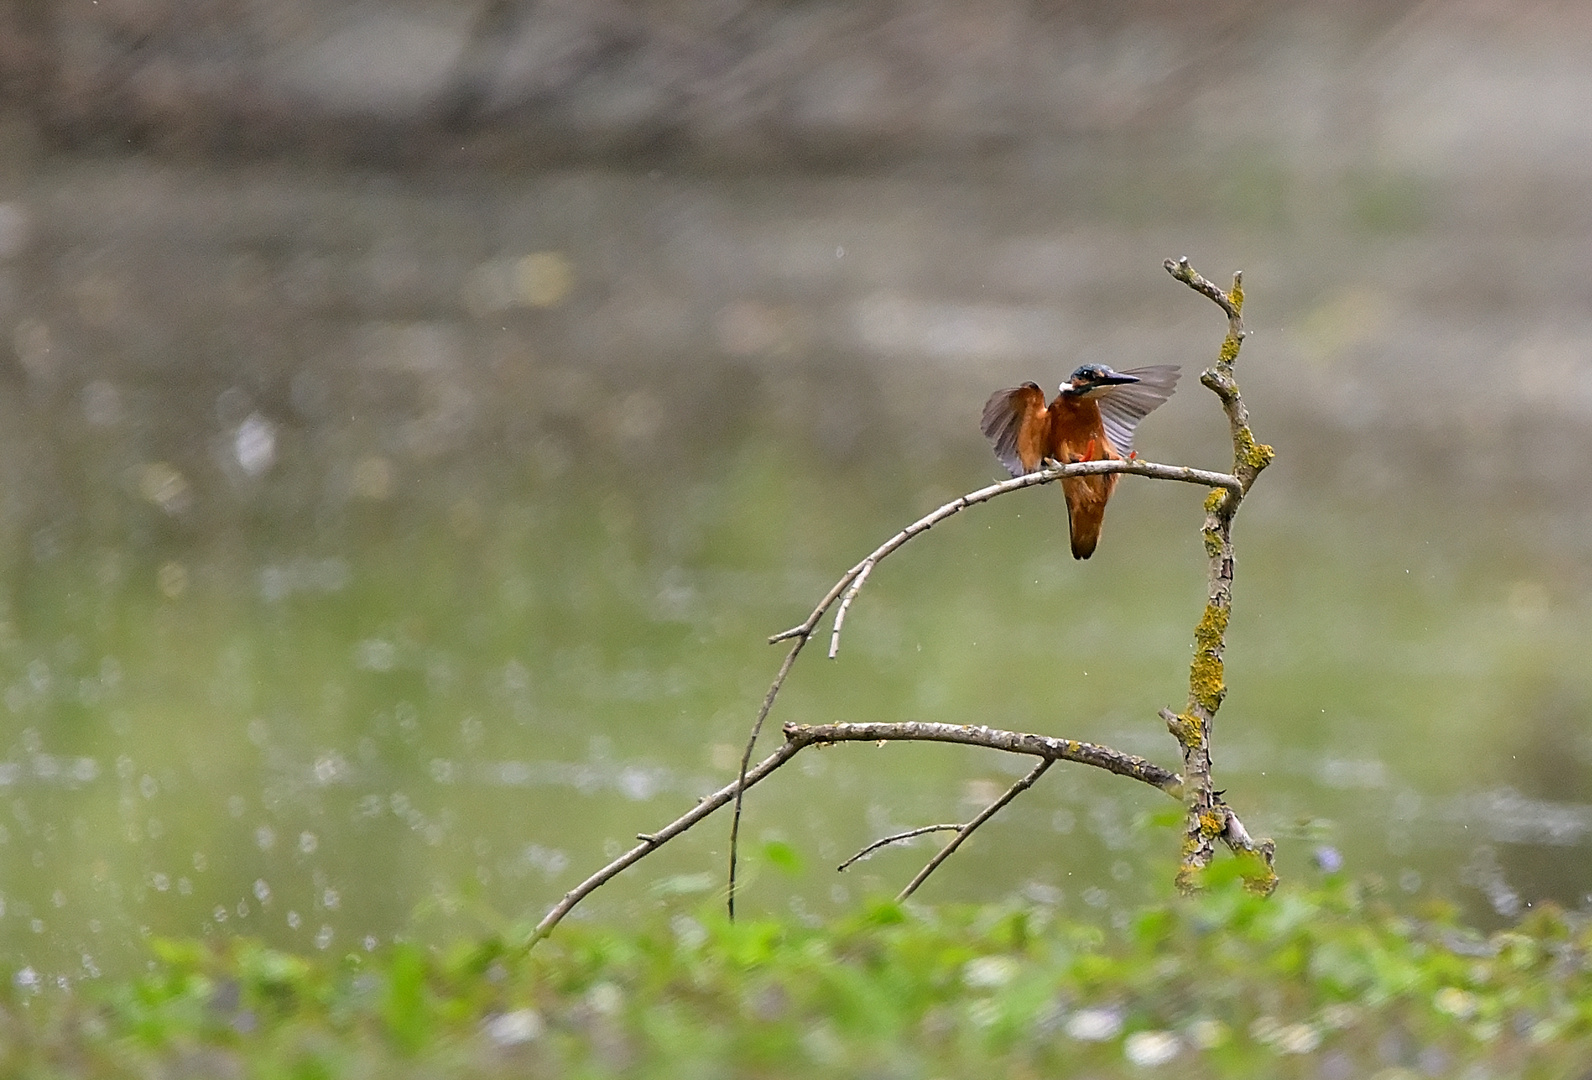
[{"left": 1, "top": 1, "right": 1590, "bottom": 979}]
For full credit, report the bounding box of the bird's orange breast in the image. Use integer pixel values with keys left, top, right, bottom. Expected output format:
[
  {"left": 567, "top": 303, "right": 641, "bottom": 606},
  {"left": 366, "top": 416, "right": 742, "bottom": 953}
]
[{"left": 1046, "top": 395, "right": 1119, "bottom": 463}]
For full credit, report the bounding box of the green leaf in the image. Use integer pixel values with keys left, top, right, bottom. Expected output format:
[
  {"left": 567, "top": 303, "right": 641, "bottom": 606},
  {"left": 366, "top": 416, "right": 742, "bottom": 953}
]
[
  {"left": 1142, "top": 807, "right": 1185, "bottom": 830},
  {"left": 761, "top": 840, "right": 804, "bottom": 875},
  {"left": 383, "top": 944, "right": 430, "bottom": 1055}
]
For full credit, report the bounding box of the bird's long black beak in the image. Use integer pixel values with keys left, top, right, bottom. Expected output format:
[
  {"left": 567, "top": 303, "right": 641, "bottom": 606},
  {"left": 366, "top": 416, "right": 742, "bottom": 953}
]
[{"left": 1094, "top": 369, "right": 1141, "bottom": 385}]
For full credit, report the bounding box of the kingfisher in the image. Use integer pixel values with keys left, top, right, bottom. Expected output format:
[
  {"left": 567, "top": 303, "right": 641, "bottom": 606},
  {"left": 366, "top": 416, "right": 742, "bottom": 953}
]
[{"left": 981, "top": 363, "right": 1180, "bottom": 559}]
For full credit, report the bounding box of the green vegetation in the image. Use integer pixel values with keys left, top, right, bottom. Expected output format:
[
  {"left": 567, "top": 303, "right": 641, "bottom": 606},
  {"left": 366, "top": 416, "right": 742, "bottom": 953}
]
[{"left": 7, "top": 875, "right": 1591, "bottom": 1078}]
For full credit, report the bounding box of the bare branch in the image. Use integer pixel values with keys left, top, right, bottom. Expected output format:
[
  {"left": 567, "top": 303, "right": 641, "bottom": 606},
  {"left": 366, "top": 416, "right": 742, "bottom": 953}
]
[
  {"left": 837, "top": 824, "right": 964, "bottom": 872},
  {"left": 1221, "top": 804, "right": 1275, "bottom": 864},
  {"left": 898, "top": 758, "right": 1053, "bottom": 901},
  {"left": 1165, "top": 256, "right": 1242, "bottom": 324},
  {"left": 525, "top": 738, "right": 806, "bottom": 950},
  {"left": 786, "top": 721, "right": 1181, "bottom": 795}
]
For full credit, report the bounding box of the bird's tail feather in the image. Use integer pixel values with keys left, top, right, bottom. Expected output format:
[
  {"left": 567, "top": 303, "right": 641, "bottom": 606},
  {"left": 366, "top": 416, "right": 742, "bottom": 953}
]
[{"left": 1063, "top": 475, "right": 1115, "bottom": 560}]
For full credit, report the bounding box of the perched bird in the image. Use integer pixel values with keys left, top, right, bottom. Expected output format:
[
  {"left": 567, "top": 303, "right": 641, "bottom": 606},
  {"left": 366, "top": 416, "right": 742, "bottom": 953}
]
[{"left": 981, "top": 364, "right": 1180, "bottom": 559}]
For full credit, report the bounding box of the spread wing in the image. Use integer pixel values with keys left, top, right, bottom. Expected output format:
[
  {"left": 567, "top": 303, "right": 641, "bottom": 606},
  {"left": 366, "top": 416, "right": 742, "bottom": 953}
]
[
  {"left": 1097, "top": 365, "right": 1180, "bottom": 457},
  {"left": 980, "top": 382, "right": 1048, "bottom": 476}
]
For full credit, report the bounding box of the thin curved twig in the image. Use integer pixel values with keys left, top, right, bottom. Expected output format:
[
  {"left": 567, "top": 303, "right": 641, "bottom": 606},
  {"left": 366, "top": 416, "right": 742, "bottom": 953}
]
[
  {"left": 828, "top": 561, "right": 873, "bottom": 659},
  {"left": 837, "top": 824, "right": 964, "bottom": 872},
  {"left": 524, "top": 737, "right": 805, "bottom": 950},
  {"left": 727, "top": 639, "right": 805, "bottom": 920},
  {"left": 898, "top": 757, "right": 1053, "bottom": 901}
]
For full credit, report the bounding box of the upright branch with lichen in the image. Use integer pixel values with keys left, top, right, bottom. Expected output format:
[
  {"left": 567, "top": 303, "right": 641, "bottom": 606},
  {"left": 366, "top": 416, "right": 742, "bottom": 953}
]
[
  {"left": 1160, "top": 256, "right": 1276, "bottom": 894},
  {"left": 522, "top": 258, "right": 1277, "bottom": 950}
]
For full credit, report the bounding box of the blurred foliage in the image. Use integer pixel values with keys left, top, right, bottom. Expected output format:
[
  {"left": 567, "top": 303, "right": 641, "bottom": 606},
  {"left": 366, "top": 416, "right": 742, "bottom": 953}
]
[{"left": 4, "top": 878, "right": 1592, "bottom": 1078}]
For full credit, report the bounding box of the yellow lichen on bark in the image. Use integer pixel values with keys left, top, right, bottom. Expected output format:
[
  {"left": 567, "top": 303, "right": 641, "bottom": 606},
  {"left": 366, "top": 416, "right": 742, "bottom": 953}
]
[
  {"left": 1238, "top": 852, "right": 1279, "bottom": 895},
  {"left": 1167, "top": 711, "right": 1202, "bottom": 748},
  {"left": 1189, "top": 604, "right": 1229, "bottom": 713},
  {"left": 1234, "top": 427, "right": 1275, "bottom": 473},
  {"left": 1175, "top": 809, "right": 1228, "bottom": 892},
  {"left": 1175, "top": 842, "right": 1203, "bottom": 893}
]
